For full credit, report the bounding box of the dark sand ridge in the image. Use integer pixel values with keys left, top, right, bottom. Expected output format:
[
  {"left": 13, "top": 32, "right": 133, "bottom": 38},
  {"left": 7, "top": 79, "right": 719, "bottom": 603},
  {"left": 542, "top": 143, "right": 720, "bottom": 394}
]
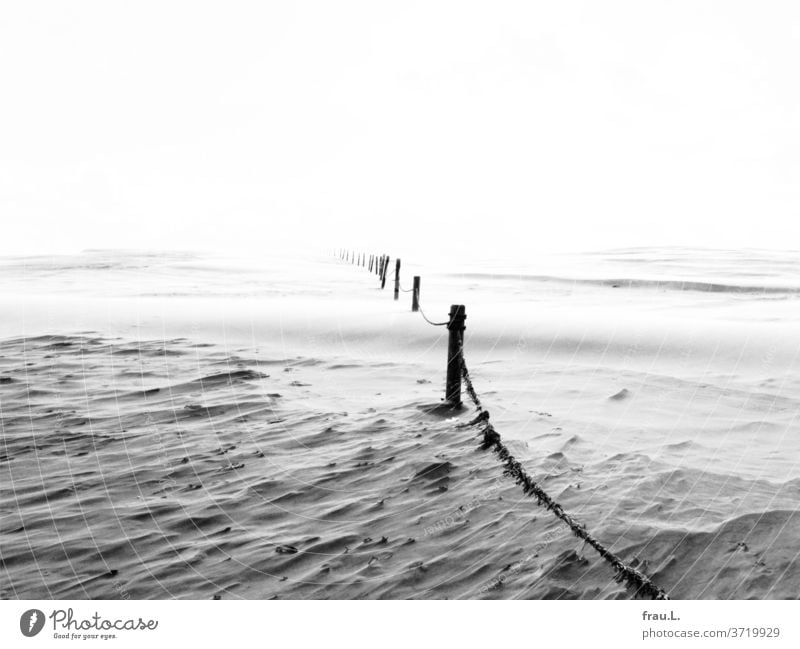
[{"left": 3, "top": 334, "right": 800, "bottom": 599}]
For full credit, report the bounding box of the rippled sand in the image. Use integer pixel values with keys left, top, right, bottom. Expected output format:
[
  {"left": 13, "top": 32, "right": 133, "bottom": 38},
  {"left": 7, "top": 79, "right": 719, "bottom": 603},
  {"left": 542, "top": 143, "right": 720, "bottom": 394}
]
[
  {"left": 2, "top": 331, "right": 800, "bottom": 599},
  {"left": 3, "top": 249, "right": 800, "bottom": 599}
]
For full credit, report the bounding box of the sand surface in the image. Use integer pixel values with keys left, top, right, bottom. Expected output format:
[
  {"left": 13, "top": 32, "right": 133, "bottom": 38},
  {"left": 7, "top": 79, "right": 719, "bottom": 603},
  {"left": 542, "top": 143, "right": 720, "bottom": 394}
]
[{"left": 3, "top": 248, "right": 800, "bottom": 599}]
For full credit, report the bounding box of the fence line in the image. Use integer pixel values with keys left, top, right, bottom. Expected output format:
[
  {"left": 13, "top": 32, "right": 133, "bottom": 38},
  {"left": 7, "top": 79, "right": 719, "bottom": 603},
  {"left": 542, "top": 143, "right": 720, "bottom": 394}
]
[
  {"left": 333, "top": 248, "right": 669, "bottom": 599},
  {"left": 459, "top": 349, "right": 669, "bottom": 600}
]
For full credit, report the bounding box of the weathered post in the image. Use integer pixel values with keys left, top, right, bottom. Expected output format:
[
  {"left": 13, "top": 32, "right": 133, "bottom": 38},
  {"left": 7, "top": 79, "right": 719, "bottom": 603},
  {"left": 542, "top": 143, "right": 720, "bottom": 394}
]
[
  {"left": 412, "top": 276, "right": 420, "bottom": 312},
  {"left": 445, "top": 305, "right": 467, "bottom": 406},
  {"left": 393, "top": 259, "right": 401, "bottom": 300},
  {"left": 368, "top": 255, "right": 372, "bottom": 272},
  {"left": 381, "top": 255, "right": 388, "bottom": 289}
]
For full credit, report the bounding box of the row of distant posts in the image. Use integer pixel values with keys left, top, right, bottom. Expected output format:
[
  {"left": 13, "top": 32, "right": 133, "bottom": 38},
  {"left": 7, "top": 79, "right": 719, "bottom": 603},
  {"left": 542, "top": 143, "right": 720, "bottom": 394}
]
[
  {"left": 337, "top": 248, "right": 421, "bottom": 311},
  {"left": 335, "top": 249, "right": 466, "bottom": 407}
]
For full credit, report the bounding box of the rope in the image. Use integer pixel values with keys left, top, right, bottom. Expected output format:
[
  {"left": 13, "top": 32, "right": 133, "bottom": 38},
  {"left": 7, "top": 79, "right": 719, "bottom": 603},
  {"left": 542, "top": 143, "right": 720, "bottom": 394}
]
[
  {"left": 459, "top": 348, "right": 669, "bottom": 600},
  {"left": 417, "top": 304, "right": 449, "bottom": 327}
]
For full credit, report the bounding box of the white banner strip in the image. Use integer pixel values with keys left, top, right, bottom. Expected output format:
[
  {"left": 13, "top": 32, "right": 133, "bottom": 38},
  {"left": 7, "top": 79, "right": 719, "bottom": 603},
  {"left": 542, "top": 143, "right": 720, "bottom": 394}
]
[{"left": 0, "top": 600, "right": 796, "bottom": 649}]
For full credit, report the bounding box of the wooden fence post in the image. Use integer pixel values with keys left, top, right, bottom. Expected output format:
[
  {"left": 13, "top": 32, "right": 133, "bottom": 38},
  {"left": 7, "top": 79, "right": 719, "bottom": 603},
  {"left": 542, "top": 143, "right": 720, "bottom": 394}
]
[
  {"left": 446, "top": 304, "right": 467, "bottom": 406},
  {"left": 381, "top": 255, "right": 388, "bottom": 289},
  {"left": 393, "top": 259, "right": 401, "bottom": 300},
  {"left": 412, "top": 276, "right": 420, "bottom": 312}
]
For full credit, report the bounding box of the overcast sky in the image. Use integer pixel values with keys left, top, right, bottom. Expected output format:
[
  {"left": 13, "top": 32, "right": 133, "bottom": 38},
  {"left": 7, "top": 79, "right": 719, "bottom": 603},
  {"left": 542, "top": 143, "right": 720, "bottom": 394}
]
[{"left": 1, "top": 1, "right": 799, "bottom": 257}]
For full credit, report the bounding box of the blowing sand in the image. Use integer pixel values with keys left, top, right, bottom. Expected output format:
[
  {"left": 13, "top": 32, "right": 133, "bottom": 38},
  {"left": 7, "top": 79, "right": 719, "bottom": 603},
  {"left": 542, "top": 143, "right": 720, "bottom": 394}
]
[{"left": 3, "top": 248, "right": 800, "bottom": 599}]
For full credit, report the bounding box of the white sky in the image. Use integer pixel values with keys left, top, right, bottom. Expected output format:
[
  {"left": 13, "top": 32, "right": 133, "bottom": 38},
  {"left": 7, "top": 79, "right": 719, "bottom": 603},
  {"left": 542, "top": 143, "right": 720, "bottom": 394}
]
[{"left": 1, "top": 1, "right": 799, "bottom": 257}]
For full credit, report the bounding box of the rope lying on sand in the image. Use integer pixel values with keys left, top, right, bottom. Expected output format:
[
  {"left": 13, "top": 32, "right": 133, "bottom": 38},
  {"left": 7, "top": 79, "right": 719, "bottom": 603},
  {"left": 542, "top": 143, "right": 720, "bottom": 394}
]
[{"left": 459, "top": 349, "right": 669, "bottom": 600}]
